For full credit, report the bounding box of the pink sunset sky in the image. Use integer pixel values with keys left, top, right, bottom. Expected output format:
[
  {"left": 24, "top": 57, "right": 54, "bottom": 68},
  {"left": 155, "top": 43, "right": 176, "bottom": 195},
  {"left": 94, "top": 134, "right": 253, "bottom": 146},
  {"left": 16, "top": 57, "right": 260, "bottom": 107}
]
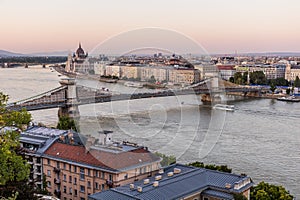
[{"left": 1, "top": 0, "right": 300, "bottom": 54}]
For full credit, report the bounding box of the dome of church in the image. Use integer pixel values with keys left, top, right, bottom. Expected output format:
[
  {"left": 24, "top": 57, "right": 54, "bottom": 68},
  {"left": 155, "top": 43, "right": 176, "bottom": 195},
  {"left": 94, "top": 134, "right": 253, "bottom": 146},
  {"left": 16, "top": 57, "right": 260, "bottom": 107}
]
[{"left": 76, "top": 43, "right": 85, "bottom": 57}]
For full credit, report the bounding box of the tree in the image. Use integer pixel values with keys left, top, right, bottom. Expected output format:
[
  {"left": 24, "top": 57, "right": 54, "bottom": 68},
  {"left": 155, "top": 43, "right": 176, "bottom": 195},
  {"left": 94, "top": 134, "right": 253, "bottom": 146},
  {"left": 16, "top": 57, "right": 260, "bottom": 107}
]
[
  {"left": 187, "top": 161, "right": 232, "bottom": 173},
  {"left": 57, "top": 116, "right": 77, "bottom": 131},
  {"left": 269, "top": 83, "right": 276, "bottom": 94},
  {"left": 286, "top": 88, "right": 291, "bottom": 95},
  {"left": 250, "top": 71, "right": 267, "bottom": 85},
  {"left": 234, "top": 72, "right": 244, "bottom": 85},
  {"left": 294, "top": 76, "right": 300, "bottom": 88},
  {"left": 154, "top": 152, "right": 176, "bottom": 167},
  {"left": 149, "top": 75, "right": 156, "bottom": 83},
  {"left": 229, "top": 77, "right": 234, "bottom": 83},
  {"left": 233, "top": 193, "right": 248, "bottom": 200},
  {"left": 0, "top": 92, "right": 31, "bottom": 130},
  {"left": 250, "top": 181, "right": 293, "bottom": 200}
]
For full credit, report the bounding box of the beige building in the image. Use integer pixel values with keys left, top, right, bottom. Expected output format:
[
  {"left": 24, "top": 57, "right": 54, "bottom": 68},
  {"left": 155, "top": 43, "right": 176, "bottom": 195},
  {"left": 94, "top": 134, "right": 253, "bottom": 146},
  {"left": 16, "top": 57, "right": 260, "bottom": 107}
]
[
  {"left": 43, "top": 132, "right": 161, "bottom": 200},
  {"left": 120, "top": 65, "right": 140, "bottom": 79},
  {"left": 140, "top": 66, "right": 168, "bottom": 82},
  {"left": 168, "top": 68, "right": 200, "bottom": 84},
  {"left": 285, "top": 63, "right": 300, "bottom": 81}
]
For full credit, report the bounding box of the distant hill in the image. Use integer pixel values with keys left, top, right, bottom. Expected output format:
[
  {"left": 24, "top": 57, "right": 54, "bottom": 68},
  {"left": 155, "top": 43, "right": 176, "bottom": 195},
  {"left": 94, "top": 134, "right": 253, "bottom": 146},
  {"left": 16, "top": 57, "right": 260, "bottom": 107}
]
[
  {"left": 0, "top": 49, "right": 69, "bottom": 57},
  {"left": 0, "top": 50, "right": 24, "bottom": 57},
  {"left": 29, "top": 51, "right": 70, "bottom": 57}
]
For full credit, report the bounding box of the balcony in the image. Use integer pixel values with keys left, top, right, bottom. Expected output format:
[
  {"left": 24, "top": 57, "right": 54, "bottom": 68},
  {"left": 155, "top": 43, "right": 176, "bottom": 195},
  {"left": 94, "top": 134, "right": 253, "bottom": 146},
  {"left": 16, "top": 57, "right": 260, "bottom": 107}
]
[
  {"left": 53, "top": 167, "right": 61, "bottom": 173},
  {"left": 54, "top": 178, "right": 61, "bottom": 185},
  {"left": 54, "top": 189, "right": 61, "bottom": 198},
  {"left": 106, "top": 180, "right": 114, "bottom": 188}
]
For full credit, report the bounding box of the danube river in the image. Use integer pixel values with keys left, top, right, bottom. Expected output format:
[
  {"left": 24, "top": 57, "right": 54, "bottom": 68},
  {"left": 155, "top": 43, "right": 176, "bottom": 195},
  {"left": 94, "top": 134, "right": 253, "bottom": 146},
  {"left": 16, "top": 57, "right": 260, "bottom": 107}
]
[{"left": 1, "top": 66, "right": 299, "bottom": 198}]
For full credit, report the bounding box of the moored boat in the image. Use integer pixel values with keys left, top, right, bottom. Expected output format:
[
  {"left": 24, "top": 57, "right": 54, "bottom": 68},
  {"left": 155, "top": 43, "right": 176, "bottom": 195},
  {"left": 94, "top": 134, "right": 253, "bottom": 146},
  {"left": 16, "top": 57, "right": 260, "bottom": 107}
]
[
  {"left": 277, "top": 96, "right": 300, "bottom": 102},
  {"left": 213, "top": 104, "right": 235, "bottom": 111}
]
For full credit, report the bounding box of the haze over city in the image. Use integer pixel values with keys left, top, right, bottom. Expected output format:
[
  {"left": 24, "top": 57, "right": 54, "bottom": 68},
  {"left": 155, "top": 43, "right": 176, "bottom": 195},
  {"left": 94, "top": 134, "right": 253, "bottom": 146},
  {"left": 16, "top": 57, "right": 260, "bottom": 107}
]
[{"left": 1, "top": 0, "right": 300, "bottom": 54}]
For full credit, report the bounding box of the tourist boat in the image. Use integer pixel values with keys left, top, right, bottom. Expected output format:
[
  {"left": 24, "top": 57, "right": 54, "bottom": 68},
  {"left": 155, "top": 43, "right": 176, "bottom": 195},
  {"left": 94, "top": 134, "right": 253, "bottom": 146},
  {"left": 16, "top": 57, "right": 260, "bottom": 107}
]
[
  {"left": 213, "top": 104, "right": 235, "bottom": 111},
  {"left": 277, "top": 96, "right": 300, "bottom": 102},
  {"left": 124, "top": 82, "right": 143, "bottom": 88}
]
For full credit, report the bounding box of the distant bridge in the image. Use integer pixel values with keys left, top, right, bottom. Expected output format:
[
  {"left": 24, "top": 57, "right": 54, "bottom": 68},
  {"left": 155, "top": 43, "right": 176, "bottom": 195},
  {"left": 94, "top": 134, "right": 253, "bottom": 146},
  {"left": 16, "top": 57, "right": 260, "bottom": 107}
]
[{"left": 6, "top": 78, "right": 261, "bottom": 117}]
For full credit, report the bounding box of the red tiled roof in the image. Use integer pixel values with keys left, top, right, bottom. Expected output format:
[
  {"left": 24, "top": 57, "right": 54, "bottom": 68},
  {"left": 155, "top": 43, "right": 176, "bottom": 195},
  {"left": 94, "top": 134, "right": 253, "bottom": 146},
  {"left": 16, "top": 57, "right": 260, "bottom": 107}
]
[
  {"left": 44, "top": 142, "right": 160, "bottom": 171},
  {"left": 217, "top": 65, "right": 236, "bottom": 70}
]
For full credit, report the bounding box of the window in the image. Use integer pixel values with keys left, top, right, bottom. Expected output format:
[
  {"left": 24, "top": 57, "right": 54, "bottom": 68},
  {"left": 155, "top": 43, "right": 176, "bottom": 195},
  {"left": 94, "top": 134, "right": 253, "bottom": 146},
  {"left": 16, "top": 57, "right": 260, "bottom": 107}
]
[
  {"left": 95, "top": 182, "right": 99, "bottom": 189},
  {"left": 74, "top": 177, "right": 77, "bottom": 185},
  {"left": 47, "top": 170, "right": 51, "bottom": 176},
  {"left": 80, "top": 168, "right": 85, "bottom": 180},
  {"left": 63, "top": 174, "right": 66, "bottom": 182},
  {"left": 95, "top": 171, "right": 99, "bottom": 177},
  {"left": 80, "top": 198, "right": 85, "bottom": 200},
  {"left": 63, "top": 186, "right": 66, "bottom": 193},
  {"left": 69, "top": 187, "right": 72, "bottom": 195},
  {"left": 204, "top": 198, "right": 208, "bottom": 200},
  {"left": 108, "top": 174, "right": 113, "bottom": 181},
  {"left": 101, "top": 172, "right": 104, "bottom": 179},
  {"left": 87, "top": 181, "right": 91, "bottom": 188},
  {"left": 37, "top": 157, "right": 41, "bottom": 164},
  {"left": 124, "top": 174, "right": 128, "bottom": 179},
  {"left": 63, "top": 163, "right": 66, "bottom": 169},
  {"left": 47, "top": 159, "right": 50, "bottom": 165},
  {"left": 74, "top": 189, "right": 78, "bottom": 196},
  {"left": 74, "top": 166, "right": 77, "bottom": 173},
  {"left": 88, "top": 169, "right": 90, "bottom": 176},
  {"left": 80, "top": 185, "right": 85, "bottom": 193},
  {"left": 101, "top": 184, "right": 105, "bottom": 190},
  {"left": 69, "top": 175, "right": 72, "bottom": 183},
  {"left": 69, "top": 164, "right": 71, "bottom": 171},
  {"left": 56, "top": 161, "right": 60, "bottom": 168},
  {"left": 47, "top": 181, "right": 51, "bottom": 188}
]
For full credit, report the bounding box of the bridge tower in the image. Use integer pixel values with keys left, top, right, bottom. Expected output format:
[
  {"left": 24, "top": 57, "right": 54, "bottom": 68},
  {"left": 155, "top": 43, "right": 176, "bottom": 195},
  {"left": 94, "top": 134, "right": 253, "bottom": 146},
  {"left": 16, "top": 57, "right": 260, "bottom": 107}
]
[
  {"left": 201, "top": 77, "right": 221, "bottom": 102},
  {"left": 58, "top": 78, "right": 80, "bottom": 119}
]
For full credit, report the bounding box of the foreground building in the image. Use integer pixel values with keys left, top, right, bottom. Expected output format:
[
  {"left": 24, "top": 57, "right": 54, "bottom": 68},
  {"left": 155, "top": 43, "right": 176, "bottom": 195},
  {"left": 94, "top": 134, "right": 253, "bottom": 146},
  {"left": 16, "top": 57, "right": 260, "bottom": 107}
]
[
  {"left": 43, "top": 131, "right": 161, "bottom": 200},
  {"left": 89, "top": 164, "right": 253, "bottom": 200},
  {"left": 19, "top": 126, "right": 69, "bottom": 189}
]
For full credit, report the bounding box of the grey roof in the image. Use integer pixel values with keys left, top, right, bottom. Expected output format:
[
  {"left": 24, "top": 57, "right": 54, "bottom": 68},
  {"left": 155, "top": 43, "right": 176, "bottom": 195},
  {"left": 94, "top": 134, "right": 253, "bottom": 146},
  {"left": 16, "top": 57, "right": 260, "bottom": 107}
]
[
  {"left": 20, "top": 126, "right": 69, "bottom": 154},
  {"left": 89, "top": 164, "right": 253, "bottom": 200}
]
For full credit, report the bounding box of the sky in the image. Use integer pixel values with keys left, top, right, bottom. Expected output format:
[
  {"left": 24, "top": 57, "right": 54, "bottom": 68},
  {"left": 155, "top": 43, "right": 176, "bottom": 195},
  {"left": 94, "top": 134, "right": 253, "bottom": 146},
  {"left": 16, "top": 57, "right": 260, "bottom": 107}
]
[{"left": 1, "top": 0, "right": 300, "bottom": 54}]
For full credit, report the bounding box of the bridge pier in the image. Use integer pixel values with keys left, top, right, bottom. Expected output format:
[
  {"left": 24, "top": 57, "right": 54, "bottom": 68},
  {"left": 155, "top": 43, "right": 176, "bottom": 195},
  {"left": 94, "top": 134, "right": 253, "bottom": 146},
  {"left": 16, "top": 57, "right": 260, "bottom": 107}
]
[
  {"left": 201, "top": 94, "right": 221, "bottom": 102},
  {"left": 58, "top": 78, "right": 80, "bottom": 119}
]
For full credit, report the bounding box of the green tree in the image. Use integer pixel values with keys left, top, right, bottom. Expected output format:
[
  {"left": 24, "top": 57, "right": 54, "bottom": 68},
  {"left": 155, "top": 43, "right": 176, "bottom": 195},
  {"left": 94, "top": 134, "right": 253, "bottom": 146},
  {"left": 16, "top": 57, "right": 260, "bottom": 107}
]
[
  {"left": 57, "top": 116, "right": 77, "bottom": 131},
  {"left": 269, "top": 83, "right": 276, "bottom": 94},
  {"left": 0, "top": 92, "right": 31, "bottom": 130},
  {"left": 234, "top": 72, "right": 243, "bottom": 85},
  {"left": 149, "top": 75, "right": 156, "bottom": 83},
  {"left": 250, "top": 71, "right": 267, "bottom": 85},
  {"left": 229, "top": 77, "right": 234, "bottom": 83},
  {"left": 286, "top": 88, "right": 291, "bottom": 95},
  {"left": 187, "top": 161, "right": 232, "bottom": 173},
  {"left": 294, "top": 76, "right": 300, "bottom": 87},
  {"left": 154, "top": 152, "right": 176, "bottom": 167},
  {"left": 250, "top": 181, "right": 293, "bottom": 200},
  {"left": 233, "top": 193, "right": 248, "bottom": 200}
]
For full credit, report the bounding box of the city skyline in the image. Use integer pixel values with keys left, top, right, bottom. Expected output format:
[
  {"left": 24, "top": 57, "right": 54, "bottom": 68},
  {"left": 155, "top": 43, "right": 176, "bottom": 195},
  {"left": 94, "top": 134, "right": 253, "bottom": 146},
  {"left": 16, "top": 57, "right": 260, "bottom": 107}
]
[{"left": 1, "top": 0, "right": 300, "bottom": 54}]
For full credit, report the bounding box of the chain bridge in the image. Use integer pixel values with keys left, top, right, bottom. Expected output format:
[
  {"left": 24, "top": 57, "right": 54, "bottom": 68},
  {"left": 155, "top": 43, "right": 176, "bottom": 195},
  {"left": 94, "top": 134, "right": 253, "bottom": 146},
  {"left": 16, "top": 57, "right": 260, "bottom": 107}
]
[{"left": 6, "top": 78, "right": 261, "bottom": 118}]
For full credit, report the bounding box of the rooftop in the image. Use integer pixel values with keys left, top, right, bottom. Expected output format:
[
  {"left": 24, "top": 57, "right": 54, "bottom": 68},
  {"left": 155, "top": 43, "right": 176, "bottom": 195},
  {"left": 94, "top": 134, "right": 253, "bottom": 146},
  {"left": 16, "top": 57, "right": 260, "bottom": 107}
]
[
  {"left": 89, "top": 164, "right": 253, "bottom": 200},
  {"left": 43, "top": 141, "right": 161, "bottom": 172}
]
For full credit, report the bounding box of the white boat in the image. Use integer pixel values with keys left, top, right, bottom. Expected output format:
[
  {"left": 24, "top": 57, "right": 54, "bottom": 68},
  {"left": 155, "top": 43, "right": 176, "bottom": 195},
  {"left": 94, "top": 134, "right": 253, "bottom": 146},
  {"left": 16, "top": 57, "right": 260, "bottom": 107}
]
[
  {"left": 277, "top": 96, "right": 300, "bottom": 102},
  {"left": 213, "top": 104, "right": 235, "bottom": 111},
  {"left": 124, "top": 82, "right": 143, "bottom": 88}
]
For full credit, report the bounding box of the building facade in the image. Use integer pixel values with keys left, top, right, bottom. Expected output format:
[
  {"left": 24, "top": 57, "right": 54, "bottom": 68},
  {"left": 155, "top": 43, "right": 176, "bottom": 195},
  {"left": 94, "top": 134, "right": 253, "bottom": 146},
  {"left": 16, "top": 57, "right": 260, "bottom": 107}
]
[{"left": 43, "top": 132, "right": 161, "bottom": 200}]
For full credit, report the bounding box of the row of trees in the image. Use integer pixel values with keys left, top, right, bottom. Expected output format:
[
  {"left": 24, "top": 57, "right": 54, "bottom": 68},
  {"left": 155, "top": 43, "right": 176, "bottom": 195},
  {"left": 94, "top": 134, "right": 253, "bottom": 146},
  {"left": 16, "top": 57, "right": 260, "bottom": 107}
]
[{"left": 230, "top": 71, "right": 300, "bottom": 87}]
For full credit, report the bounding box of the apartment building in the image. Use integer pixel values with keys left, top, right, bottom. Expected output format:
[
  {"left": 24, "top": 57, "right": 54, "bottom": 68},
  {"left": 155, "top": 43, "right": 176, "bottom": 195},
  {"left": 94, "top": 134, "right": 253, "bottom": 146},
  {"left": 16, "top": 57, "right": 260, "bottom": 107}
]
[
  {"left": 43, "top": 131, "right": 161, "bottom": 200},
  {"left": 19, "top": 126, "right": 69, "bottom": 190}
]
